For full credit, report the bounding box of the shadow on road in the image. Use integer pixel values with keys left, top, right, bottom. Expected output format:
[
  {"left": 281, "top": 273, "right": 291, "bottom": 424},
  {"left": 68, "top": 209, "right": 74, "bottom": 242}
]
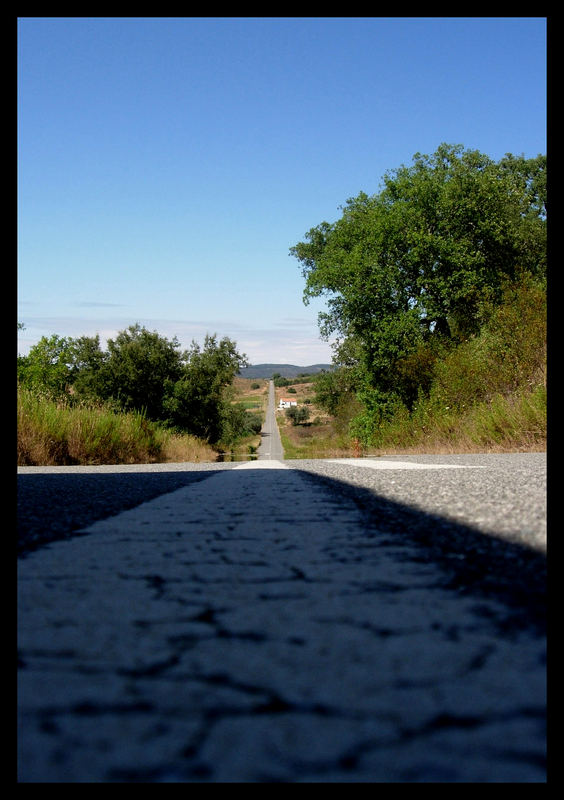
[
  {"left": 18, "top": 465, "right": 546, "bottom": 634},
  {"left": 297, "top": 468, "right": 546, "bottom": 636},
  {"left": 17, "top": 470, "right": 230, "bottom": 557}
]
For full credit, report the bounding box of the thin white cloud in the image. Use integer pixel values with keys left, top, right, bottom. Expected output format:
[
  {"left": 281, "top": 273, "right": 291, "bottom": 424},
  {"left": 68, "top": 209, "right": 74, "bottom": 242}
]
[
  {"left": 17, "top": 314, "right": 334, "bottom": 366},
  {"left": 75, "top": 302, "right": 126, "bottom": 308}
]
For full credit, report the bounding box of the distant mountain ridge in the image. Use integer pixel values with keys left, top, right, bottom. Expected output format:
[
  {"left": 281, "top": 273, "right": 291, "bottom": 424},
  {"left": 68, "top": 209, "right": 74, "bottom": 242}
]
[{"left": 238, "top": 363, "right": 332, "bottom": 379}]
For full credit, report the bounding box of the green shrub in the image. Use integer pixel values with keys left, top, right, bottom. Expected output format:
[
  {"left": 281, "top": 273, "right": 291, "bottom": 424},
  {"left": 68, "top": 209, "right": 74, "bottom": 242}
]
[
  {"left": 285, "top": 405, "right": 311, "bottom": 425},
  {"left": 349, "top": 276, "right": 546, "bottom": 451},
  {"left": 430, "top": 277, "right": 546, "bottom": 411}
]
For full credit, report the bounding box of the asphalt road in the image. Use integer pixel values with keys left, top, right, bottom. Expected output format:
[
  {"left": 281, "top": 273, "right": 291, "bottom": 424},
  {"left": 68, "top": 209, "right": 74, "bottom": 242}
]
[
  {"left": 17, "top": 388, "right": 546, "bottom": 782},
  {"left": 257, "top": 380, "right": 284, "bottom": 461}
]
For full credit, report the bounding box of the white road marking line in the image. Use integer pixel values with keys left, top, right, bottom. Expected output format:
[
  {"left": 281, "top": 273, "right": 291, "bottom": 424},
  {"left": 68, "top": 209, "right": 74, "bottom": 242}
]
[
  {"left": 234, "top": 459, "right": 290, "bottom": 469},
  {"left": 323, "top": 459, "right": 486, "bottom": 470}
]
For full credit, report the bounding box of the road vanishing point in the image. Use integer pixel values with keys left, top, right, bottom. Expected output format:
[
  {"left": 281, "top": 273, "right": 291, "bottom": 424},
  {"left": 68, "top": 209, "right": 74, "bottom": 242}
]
[{"left": 17, "top": 381, "right": 546, "bottom": 782}]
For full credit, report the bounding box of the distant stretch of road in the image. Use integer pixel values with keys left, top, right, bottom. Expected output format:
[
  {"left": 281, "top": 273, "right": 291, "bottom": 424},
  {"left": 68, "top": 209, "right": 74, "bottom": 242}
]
[
  {"left": 17, "top": 381, "right": 546, "bottom": 782},
  {"left": 256, "top": 379, "right": 284, "bottom": 460}
]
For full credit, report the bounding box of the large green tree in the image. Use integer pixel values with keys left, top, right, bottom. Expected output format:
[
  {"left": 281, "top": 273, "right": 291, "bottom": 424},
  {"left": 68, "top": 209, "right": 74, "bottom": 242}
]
[
  {"left": 97, "top": 324, "right": 184, "bottom": 420},
  {"left": 163, "top": 334, "right": 249, "bottom": 441},
  {"left": 17, "top": 334, "right": 78, "bottom": 396},
  {"left": 66, "top": 335, "right": 108, "bottom": 399},
  {"left": 290, "top": 144, "right": 546, "bottom": 402}
]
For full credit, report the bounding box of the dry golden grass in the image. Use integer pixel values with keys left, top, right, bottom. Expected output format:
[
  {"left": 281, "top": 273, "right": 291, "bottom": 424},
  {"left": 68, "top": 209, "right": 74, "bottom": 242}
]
[
  {"left": 277, "top": 379, "right": 546, "bottom": 459},
  {"left": 17, "top": 386, "right": 217, "bottom": 466},
  {"left": 153, "top": 432, "right": 218, "bottom": 463},
  {"left": 232, "top": 376, "right": 269, "bottom": 398}
]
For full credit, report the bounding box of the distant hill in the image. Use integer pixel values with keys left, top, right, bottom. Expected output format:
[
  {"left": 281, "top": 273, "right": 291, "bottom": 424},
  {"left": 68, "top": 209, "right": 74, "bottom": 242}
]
[{"left": 238, "top": 363, "right": 332, "bottom": 379}]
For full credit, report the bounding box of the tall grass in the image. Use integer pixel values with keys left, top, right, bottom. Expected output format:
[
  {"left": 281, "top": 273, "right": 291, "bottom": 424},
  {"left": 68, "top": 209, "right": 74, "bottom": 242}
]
[
  {"left": 278, "top": 417, "right": 358, "bottom": 459},
  {"left": 17, "top": 386, "right": 216, "bottom": 466},
  {"left": 284, "top": 277, "right": 547, "bottom": 457},
  {"left": 354, "top": 277, "right": 547, "bottom": 454},
  {"left": 361, "top": 383, "right": 546, "bottom": 454}
]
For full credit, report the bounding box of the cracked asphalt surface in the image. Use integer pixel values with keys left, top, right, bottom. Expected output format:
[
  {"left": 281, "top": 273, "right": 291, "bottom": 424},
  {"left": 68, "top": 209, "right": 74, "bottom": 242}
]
[
  {"left": 17, "top": 452, "right": 546, "bottom": 783},
  {"left": 18, "top": 388, "right": 546, "bottom": 782}
]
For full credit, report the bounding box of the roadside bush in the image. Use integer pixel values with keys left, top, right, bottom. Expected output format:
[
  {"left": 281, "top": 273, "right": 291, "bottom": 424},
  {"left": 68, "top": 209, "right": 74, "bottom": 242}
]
[
  {"left": 347, "top": 275, "right": 546, "bottom": 451},
  {"left": 285, "top": 405, "right": 310, "bottom": 425},
  {"left": 430, "top": 277, "right": 546, "bottom": 411},
  {"left": 394, "top": 340, "right": 444, "bottom": 410},
  {"left": 217, "top": 404, "right": 263, "bottom": 447}
]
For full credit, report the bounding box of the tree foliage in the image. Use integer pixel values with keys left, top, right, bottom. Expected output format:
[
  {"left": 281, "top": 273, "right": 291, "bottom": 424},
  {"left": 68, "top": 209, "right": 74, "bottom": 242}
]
[
  {"left": 163, "top": 334, "right": 249, "bottom": 441},
  {"left": 97, "top": 324, "right": 184, "bottom": 421},
  {"left": 17, "top": 334, "right": 79, "bottom": 396},
  {"left": 290, "top": 144, "right": 546, "bottom": 415},
  {"left": 285, "top": 404, "right": 310, "bottom": 425},
  {"left": 18, "top": 325, "right": 249, "bottom": 445},
  {"left": 69, "top": 335, "right": 108, "bottom": 399}
]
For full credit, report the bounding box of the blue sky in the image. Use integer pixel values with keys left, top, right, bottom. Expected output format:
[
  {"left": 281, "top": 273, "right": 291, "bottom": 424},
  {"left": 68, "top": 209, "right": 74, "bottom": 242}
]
[{"left": 17, "top": 16, "right": 546, "bottom": 364}]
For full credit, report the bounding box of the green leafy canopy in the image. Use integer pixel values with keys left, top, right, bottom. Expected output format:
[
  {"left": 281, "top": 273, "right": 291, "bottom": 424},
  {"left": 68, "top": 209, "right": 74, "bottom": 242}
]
[{"left": 290, "top": 143, "right": 546, "bottom": 398}]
